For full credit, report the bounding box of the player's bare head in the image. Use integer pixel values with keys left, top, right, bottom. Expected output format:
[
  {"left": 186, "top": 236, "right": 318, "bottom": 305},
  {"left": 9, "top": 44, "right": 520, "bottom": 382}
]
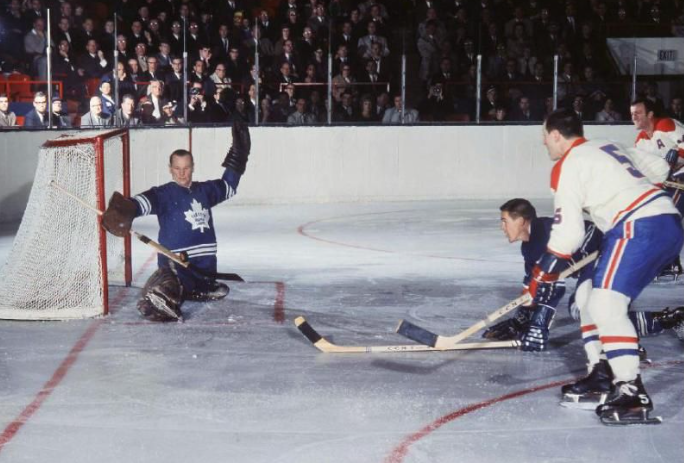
[
  {"left": 543, "top": 109, "right": 583, "bottom": 160},
  {"left": 499, "top": 199, "right": 535, "bottom": 243},
  {"left": 630, "top": 98, "right": 655, "bottom": 131},
  {"left": 169, "top": 149, "right": 194, "bottom": 187}
]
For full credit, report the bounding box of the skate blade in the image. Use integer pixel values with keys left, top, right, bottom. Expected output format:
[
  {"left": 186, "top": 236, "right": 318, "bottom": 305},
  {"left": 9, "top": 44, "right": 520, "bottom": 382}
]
[
  {"left": 600, "top": 410, "right": 662, "bottom": 426},
  {"left": 560, "top": 393, "right": 608, "bottom": 411}
]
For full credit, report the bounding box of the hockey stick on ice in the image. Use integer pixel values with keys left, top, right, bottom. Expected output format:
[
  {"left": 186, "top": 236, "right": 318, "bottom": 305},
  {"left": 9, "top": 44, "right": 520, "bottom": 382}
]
[
  {"left": 294, "top": 316, "right": 520, "bottom": 353},
  {"left": 50, "top": 181, "right": 244, "bottom": 282},
  {"left": 395, "top": 251, "right": 598, "bottom": 349}
]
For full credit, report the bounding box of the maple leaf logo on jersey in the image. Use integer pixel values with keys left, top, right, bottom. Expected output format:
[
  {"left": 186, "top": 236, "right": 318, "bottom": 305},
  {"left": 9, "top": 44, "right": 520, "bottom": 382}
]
[{"left": 184, "top": 199, "right": 211, "bottom": 233}]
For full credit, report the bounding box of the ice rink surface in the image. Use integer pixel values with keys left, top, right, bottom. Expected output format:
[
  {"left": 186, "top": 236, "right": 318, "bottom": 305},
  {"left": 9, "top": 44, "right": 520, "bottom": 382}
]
[{"left": 0, "top": 200, "right": 682, "bottom": 463}]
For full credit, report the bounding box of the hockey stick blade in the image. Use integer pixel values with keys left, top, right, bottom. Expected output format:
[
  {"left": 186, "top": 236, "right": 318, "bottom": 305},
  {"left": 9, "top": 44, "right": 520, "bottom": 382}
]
[
  {"left": 395, "top": 251, "right": 598, "bottom": 349},
  {"left": 294, "top": 316, "right": 520, "bottom": 354},
  {"left": 395, "top": 319, "right": 438, "bottom": 347}
]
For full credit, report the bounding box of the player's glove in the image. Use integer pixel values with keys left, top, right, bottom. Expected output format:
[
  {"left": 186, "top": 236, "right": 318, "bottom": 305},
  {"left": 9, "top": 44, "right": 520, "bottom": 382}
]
[
  {"left": 482, "top": 306, "right": 533, "bottom": 340},
  {"left": 529, "top": 252, "right": 569, "bottom": 306},
  {"left": 222, "top": 119, "right": 251, "bottom": 175},
  {"left": 520, "top": 304, "right": 556, "bottom": 352},
  {"left": 101, "top": 191, "right": 137, "bottom": 237},
  {"left": 665, "top": 148, "right": 680, "bottom": 169}
]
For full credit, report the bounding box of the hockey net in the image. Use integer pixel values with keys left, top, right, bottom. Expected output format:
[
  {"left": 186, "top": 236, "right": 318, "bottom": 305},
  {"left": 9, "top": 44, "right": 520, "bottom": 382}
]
[{"left": 0, "top": 130, "right": 131, "bottom": 320}]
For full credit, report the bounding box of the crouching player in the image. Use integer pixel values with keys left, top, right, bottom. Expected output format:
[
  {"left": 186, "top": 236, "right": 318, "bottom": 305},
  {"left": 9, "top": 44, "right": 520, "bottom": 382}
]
[
  {"left": 534, "top": 109, "right": 683, "bottom": 425},
  {"left": 101, "top": 121, "right": 251, "bottom": 321},
  {"left": 485, "top": 199, "right": 684, "bottom": 352}
]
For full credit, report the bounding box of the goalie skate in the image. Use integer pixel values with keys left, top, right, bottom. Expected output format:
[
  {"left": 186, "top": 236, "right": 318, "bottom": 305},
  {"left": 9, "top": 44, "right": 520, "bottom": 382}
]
[{"left": 185, "top": 282, "right": 230, "bottom": 302}]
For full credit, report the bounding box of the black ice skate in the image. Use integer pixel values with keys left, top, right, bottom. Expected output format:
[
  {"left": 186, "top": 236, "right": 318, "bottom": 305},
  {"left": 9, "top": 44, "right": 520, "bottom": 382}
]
[
  {"left": 595, "top": 376, "right": 662, "bottom": 426},
  {"left": 654, "top": 257, "right": 683, "bottom": 282},
  {"left": 138, "top": 290, "right": 184, "bottom": 322},
  {"left": 652, "top": 306, "right": 684, "bottom": 342},
  {"left": 560, "top": 360, "right": 613, "bottom": 410},
  {"left": 186, "top": 281, "right": 230, "bottom": 302}
]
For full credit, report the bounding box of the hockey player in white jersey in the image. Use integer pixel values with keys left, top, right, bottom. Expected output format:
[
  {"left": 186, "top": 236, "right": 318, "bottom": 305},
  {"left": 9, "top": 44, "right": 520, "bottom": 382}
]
[
  {"left": 533, "top": 109, "right": 683, "bottom": 425},
  {"left": 631, "top": 97, "right": 684, "bottom": 278}
]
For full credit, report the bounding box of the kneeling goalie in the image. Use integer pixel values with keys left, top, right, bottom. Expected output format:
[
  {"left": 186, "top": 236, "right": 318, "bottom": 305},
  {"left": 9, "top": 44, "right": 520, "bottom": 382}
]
[{"left": 102, "top": 121, "right": 251, "bottom": 321}]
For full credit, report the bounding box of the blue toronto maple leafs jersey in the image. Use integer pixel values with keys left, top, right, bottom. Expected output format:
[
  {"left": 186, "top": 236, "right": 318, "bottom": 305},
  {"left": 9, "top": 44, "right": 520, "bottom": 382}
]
[
  {"left": 133, "top": 168, "right": 240, "bottom": 273},
  {"left": 521, "top": 217, "right": 601, "bottom": 287}
]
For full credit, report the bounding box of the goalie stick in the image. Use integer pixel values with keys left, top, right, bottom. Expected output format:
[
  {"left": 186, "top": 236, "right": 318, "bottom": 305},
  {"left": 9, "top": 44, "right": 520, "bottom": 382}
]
[
  {"left": 294, "top": 316, "right": 520, "bottom": 353},
  {"left": 396, "top": 251, "right": 598, "bottom": 349},
  {"left": 50, "top": 181, "right": 244, "bottom": 282}
]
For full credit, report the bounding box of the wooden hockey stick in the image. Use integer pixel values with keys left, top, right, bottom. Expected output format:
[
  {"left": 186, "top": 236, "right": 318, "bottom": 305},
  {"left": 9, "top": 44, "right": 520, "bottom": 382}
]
[
  {"left": 663, "top": 180, "right": 684, "bottom": 191},
  {"left": 50, "top": 181, "right": 244, "bottom": 282},
  {"left": 294, "top": 316, "right": 520, "bottom": 353},
  {"left": 396, "top": 251, "right": 599, "bottom": 349}
]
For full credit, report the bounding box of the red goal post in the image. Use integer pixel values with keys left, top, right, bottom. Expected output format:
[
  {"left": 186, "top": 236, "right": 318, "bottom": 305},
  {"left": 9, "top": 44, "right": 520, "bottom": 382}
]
[{"left": 0, "top": 129, "right": 132, "bottom": 320}]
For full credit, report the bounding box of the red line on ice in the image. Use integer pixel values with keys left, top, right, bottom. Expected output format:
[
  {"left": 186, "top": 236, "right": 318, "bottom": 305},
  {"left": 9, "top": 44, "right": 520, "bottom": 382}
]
[
  {"left": 0, "top": 252, "right": 157, "bottom": 454},
  {"left": 384, "top": 359, "right": 684, "bottom": 463}
]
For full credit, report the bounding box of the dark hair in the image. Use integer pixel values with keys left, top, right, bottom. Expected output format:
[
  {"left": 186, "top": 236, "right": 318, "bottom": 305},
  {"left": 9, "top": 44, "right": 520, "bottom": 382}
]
[
  {"left": 630, "top": 97, "right": 656, "bottom": 116},
  {"left": 500, "top": 198, "right": 537, "bottom": 221},
  {"left": 544, "top": 108, "right": 583, "bottom": 138},
  {"left": 169, "top": 149, "right": 193, "bottom": 165}
]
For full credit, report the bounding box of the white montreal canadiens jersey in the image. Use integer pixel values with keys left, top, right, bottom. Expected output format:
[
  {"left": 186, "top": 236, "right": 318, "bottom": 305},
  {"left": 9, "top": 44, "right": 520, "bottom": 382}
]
[
  {"left": 634, "top": 117, "right": 684, "bottom": 166},
  {"left": 546, "top": 138, "right": 677, "bottom": 258},
  {"left": 133, "top": 169, "right": 239, "bottom": 260}
]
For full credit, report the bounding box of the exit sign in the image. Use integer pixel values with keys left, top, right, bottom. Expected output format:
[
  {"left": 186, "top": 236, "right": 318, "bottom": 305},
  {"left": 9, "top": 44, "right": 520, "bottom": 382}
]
[{"left": 658, "top": 50, "right": 677, "bottom": 61}]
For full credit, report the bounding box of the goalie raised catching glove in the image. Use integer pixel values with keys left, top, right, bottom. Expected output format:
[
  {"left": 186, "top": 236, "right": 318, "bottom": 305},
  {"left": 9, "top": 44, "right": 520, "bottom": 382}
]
[
  {"left": 222, "top": 119, "right": 251, "bottom": 175},
  {"left": 101, "top": 191, "right": 136, "bottom": 237}
]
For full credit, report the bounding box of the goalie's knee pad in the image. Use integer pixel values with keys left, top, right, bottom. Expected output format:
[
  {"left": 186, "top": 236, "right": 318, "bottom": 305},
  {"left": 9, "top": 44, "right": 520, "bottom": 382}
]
[{"left": 138, "top": 267, "right": 183, "bottom": 322}]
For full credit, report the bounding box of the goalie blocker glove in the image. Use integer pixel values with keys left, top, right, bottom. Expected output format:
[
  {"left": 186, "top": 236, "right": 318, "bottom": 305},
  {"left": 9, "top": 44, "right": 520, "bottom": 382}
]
[
  {"left": 222, "top": 120, "right": 251, "bottom": 175},
  {"left": 101, "top": 191, "right": 137, "bottom": 237}
]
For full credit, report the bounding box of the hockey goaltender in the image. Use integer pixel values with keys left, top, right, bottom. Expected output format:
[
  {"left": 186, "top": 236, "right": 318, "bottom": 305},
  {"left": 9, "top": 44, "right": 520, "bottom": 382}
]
[{"left": 101, "top": 121, "right": 251, "bottom": 322}]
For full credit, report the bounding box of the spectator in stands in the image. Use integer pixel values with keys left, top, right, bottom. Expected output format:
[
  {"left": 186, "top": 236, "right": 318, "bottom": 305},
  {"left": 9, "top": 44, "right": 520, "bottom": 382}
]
[
  {"left": 54, "top": 17, "right": 75, "bottom": 50},
  {"left": 75, "top": 18, "right": 100, "bottom": 56},
  {"left": 112, "top": 93, "right": 141, "bottom": 127},
  {"left": 24, "top": 17, "right": 48, "bottom": 74},
  {"left": 99, "top": 80, "right": 117, "bottom": 116},
  {"left": 101, "top": 20, "right": 116, "bottom": 54},
  {"left": 382, "top": 95, "right": 419, "bottom": 124},
  {"left": 308, "top": 4, "right": 328, "bottom": 38},
  {"left": 358, "top": 21, "right": 389, "bottom": 59},
  {"left": 50, "top": 97, "right": 71, "bottom": 128},
  {"left": 276, "top": 39, "right": 301, "bottom": 78},
  {"left": 270, "top": 91, "right": 294, "bottom": 122},
  {"left": 481, "top": 85, "right": 499, "bottom": 120},
  {"left": 332, "top": 64, "right": 356, "bottom": 101},
  {"left": 190, "top": 59, "right": 209, "bottom": 87},
  {"left": 296, "top": 26, "right": 317, "bottom": 62},
  {"left": 225, "top": 47, "right": 248, "bottom": 85},
  {"left": 205, "top": 87, "right": 231, "bottom": 123},
  {"left": 517, "top": 46, "right": 537, "bottom": 79},
  {"left": 277, "top": 62, "right": 296, "bottom": 85},
  {"left": 156, "top": 41, "right": 172, "bottom": 72},
  {"left": 147, "top": 80, "right": 166, "bottom": 123},
  {"left": 79, "top": 39, "right": 109, "bottom": 78},
  {"left": 168, "top": 21, "right": 184, "bottom": 57},
  {"left": 0, "top": 94, "right": 17, "bottom": 127},
  {"left": 259, "top": 97, "right": 273, "bottom": 123},
  {"left": 52, "top": 39, "right": 85, "bottom": 100},
  {"left": 666, "top": 96, "right": 683, "bottom": 122},
  {"left": 417, "top": 20, "right": 442, "bottom": 83},
  {"left": 23, "top": 91, "right": 49, "bottom": 128},
  {"left": 493, "top": 105, "right": 509, "bottom": 122},
  {"left": 287, "top": 97, "right": 315, "bottom": 125},
  {"left": 356, "top": 95, "right": 379, "bottom": 123},
  {"left": 419, "top": 83, "right": 453, "bottom": 121},
  {"left": 486, "top": 43, "right": 508, "bottom": 80},
  {"left": 114, "top": 61, "right": 137, "bottom": 103},
  {"left": 595, "top": 97, "right": 622, "bottom": 122},
  {"left": 115, "top": 34, "right": 132, "bottom": 64},
  {"left": 643, "top": 81, "right": 666, "bottom": 115},
  {"left": 333, "top": 92, "right": 356, "bottom": 122},
  {"left": 80, "top": 96, "right": 112, "bottom": 127},
  {"left": 187, "top": 86, "right": 208, "bottom": 123},
  {"left": 134, "top": 43, "right": 148, "bottom": 73},
  {"left": 507, "top": 23, "right": 531, "bottom": 60},
  {"left": 310, "top": 46, "right": 328, "bottom": 81},
  {"left": 142, "top": 55, "right": 165, "bottom": 84},
  {"left": 162, "top": 101, "right": 184, "bottom": 125},
  {"left": 510, "top": 95, "right": 541, "bottom": 121},
  {"left": 308, "top": 90, "right": 326, "bottom": 122},
  {"left": 165, "top": 57, "right": 185, "bottom": 103},
  {"left": 571, "top": 94, "right": 591, "bottom": 121}
]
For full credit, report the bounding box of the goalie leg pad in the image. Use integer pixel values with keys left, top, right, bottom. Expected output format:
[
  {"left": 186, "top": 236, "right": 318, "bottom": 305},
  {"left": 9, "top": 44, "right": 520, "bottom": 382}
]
[{"left": 137, "top": 267, "right": 183, "bottom": 322}]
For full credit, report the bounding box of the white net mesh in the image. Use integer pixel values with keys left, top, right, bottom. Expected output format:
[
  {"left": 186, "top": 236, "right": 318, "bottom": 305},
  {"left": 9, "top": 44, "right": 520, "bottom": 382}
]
[{"left": 0, "top": 131, "right": 128, "bottom": 320}]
